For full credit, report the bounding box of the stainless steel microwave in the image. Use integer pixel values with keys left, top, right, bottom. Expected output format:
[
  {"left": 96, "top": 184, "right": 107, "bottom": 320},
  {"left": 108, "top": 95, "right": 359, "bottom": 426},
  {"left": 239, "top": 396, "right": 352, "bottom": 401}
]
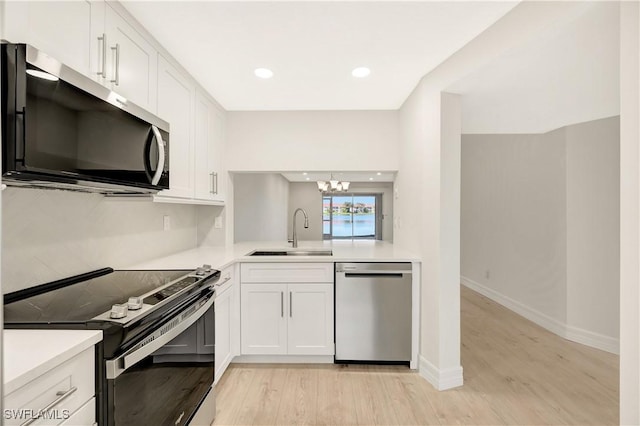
[{"left": 1, "top": 43, "right": 169, "bottom": 194}]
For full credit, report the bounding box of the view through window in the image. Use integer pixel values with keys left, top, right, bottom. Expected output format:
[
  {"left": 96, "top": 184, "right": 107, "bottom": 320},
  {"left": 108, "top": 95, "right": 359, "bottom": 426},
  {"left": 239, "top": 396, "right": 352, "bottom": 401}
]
[{"left": 322, "top": 194, "right": 381, "bottom": 240}]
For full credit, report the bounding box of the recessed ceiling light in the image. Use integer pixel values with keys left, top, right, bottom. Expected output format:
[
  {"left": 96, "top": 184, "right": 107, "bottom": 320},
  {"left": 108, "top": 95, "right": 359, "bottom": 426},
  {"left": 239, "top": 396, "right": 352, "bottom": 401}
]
[
  {"left": 26, "top": 69, "right": 59, "bottom": 81},
  {"left": 254, "top": 68, "right": 273, "bottom": 79},
  {"left": 352, "top": 67, "right": 371, "bottom": 78},
  {"left": 369, "top": 177, "right": 374, "bottom": 181},
  {"left": 377, "top": 172, "right": 382, "bottom": 176},
  {"left": 305, "top": 177, "right": 310, "bottom": 181},
  {"left": 302, "top": 172, "right": 308, "bottom": 175}
]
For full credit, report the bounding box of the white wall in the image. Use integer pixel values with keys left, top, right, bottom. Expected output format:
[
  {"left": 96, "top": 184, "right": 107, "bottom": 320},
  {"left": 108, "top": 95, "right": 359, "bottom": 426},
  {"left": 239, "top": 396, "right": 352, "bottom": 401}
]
[
  {"left": 619, "top": 1, "right": 640, "bottom": 422},
  {"left": 396, "top": 1, "right": 595, "bottom": 391},
  {"left": 196, "top": 205, "right": 226, "bottom": 247},
  {"left": 233, "top": 173, "right": 289, "bottom": 242},
  {"left": 566, "top": 117, "right": 620, "bottom": 342},
  {"left": 461, "top": 129, "right": 568, "bottom": 325},
  {"left": 2, "top": 189, "right": 201, "bottom": 294},
  {"left": 448, "top": 2, "right": 619, "bottom": 135},
  {"left": 287, "top": 183, "right": 323, "bottom": 241},
  {"left": 225, "top": 111, "right": 400, "bottom": 172},
  {"left": 287, "top": 182, "right": 394, "bottom": 242},
  {"left": 461, "top": 117, "right": 621, "bottom": 353}
]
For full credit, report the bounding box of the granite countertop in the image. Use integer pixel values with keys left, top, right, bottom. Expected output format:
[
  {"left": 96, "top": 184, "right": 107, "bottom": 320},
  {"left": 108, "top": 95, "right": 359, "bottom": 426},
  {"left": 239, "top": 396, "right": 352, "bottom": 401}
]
[{"left": 128, "top": 240, "right": 421, "bottom": 270}]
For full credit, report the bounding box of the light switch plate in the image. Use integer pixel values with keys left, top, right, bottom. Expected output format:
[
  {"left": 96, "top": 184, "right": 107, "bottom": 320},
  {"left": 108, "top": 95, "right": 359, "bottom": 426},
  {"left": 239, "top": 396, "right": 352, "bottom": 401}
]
[
  {"left": 214, "top": 216, "right": 223, "bottom": 229},
  {"left": 163, "top": 215, "right": 171, "bottom": 231}
]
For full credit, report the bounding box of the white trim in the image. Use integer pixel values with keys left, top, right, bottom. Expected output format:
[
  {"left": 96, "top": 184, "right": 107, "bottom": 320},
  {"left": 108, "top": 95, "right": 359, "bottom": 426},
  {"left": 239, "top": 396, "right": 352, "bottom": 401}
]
[
  {"left": 418, "top": 355, "right": 464, "bottom": 391},
  {"left": 232, "top": 355, "right": 334, "bottom": 364},
  {"left": 410, "top": 262, "right": 421, "bottom": 370},
  {"left": 461, "top": 276, "right": 620, "bottom": 354}
]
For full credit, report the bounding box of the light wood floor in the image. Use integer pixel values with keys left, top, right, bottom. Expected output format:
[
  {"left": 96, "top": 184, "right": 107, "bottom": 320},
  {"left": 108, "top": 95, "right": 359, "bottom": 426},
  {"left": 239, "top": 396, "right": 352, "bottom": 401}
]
[{"left": 211, "top": 286, "right": 619, "bottom": 425}]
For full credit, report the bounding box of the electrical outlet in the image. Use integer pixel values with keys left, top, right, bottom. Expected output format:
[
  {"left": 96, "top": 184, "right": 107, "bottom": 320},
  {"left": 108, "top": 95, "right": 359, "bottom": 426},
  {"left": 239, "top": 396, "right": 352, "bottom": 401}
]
[
  {"left": 485, "top": 270, "right": 491, "bottom": 280},
  {"left": 163, "top": 215, "right": 171, "bottom": 231},
  {"left": 214, "top": 216, "right": 223, "bottom": 229}
]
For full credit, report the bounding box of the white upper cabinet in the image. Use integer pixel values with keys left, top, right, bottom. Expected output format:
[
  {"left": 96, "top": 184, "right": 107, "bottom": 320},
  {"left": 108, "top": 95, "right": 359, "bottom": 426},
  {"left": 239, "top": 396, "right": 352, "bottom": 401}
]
[
  {"left": 157, "top": 54, "right": 195, "bottom": 199},
  {"left": 2, "top": 2, "right": 157, "bottom": 112},
  {"left": 194, "top": 91, "right": 226, "bottom": 204},
  {"left": 2, "top": 0, "right": 226, "bottom": 205},
  {"left": 104, "top": 4, "right": 157, "bottom": 112},
  {"left": 3, "top": 0, "right": 104, "bottom": 78}
]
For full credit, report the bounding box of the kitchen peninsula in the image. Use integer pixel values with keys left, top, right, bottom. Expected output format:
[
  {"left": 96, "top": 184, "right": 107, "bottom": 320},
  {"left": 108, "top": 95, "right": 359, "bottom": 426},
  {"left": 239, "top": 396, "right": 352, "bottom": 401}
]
[{"left": 130, "top": 240, "right": 421, "bottom": 374}]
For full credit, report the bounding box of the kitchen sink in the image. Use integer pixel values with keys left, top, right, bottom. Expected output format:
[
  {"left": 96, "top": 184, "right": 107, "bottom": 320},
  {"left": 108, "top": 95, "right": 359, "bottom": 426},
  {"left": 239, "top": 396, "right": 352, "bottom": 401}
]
[{"left": 248, "top": 249, "right": 333, "bottom": 256}]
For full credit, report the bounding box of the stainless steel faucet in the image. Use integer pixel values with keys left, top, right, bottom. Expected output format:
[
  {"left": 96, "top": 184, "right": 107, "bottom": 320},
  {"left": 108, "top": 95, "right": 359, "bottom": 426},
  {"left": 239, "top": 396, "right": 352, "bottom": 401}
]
[{"left": 291, "top": 208, "right": 309, "bottom": 248}]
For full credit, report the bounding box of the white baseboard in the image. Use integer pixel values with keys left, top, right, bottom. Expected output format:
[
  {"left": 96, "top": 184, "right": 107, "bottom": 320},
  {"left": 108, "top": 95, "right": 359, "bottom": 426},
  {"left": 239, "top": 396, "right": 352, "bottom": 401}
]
[
  {"left": 419, "top": 355, "right": 464, "bottom": 390},
  {"left": 232, "top": 355, "right": 334, "bottom": 364},
  {"left": 461, "top": 276, "right": 619, "bottom": 355}
]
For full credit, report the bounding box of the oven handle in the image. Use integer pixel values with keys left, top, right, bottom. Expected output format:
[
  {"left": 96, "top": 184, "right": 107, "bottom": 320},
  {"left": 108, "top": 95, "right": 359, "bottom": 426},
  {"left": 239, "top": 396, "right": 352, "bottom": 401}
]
[{"left": 106, "top": 289, "right": 215, "bottom": 379}]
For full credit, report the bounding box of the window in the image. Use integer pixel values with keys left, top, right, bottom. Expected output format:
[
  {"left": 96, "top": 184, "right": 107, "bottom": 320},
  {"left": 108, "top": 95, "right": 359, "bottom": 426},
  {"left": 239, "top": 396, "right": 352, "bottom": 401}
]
[{"left": 322, "top": 194, "right": 382, "bottom": 240}]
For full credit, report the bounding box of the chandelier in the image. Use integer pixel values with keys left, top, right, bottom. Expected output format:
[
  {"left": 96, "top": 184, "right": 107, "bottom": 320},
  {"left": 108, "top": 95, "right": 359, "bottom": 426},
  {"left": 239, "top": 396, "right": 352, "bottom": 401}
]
[{"left": 316, "top": 174, "right": 350, "bottom": 193}]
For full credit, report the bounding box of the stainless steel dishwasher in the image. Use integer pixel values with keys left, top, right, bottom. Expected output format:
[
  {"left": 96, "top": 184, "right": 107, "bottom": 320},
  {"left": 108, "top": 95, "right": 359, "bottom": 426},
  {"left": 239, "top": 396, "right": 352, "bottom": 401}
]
[{"left": 335, "top": 262, "right": 412, "bottom": 364}]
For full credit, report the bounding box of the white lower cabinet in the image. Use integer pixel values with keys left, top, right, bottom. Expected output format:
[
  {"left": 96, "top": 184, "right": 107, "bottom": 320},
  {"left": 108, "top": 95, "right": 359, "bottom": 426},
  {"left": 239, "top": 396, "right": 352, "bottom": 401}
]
[
  {"left": 240, "top": 263, "right": 334, "bottom": 356},
  {"left": 214, "top": 281, "right": 233, "bottom": 381},
  {"left": 4, "top": 347, "right": 96, "bottom": 425},
  {"left": 59, "top": 398, "right": 96, "bottom": 426},
  {"left": 241, "top": 283, "right": 288, "bottom": 355},
  {"left": 287, "top": 283, "right": 334, "bottom": 355}
]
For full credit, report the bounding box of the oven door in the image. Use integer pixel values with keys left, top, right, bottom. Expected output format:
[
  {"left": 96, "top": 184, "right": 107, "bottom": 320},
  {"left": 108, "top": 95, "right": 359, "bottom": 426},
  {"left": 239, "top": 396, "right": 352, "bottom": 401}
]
[{"left": 104, "top": 288, "right": 215, "bottom": 426}]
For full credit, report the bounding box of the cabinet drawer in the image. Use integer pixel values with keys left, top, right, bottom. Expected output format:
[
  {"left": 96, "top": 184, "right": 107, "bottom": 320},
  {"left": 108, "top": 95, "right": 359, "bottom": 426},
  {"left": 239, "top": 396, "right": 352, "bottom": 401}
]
[
  {"left": 59, "top": 397, "right": 95, "bottom": 426},
  {"left": 241, "top": 263, "right": 333, "bottom": 283},
  {"left": 5, "top": 347, "right": 94, "bottom": 426},
  {"left": 216, "top": 265, "right": 235, "bottom": 293}
]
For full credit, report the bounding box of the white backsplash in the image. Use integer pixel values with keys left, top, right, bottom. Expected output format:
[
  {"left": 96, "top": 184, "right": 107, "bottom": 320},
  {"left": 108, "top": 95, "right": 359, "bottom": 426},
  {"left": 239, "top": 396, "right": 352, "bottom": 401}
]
[{"left": 2, "top": 188, "right": 208, "bottom": 294}]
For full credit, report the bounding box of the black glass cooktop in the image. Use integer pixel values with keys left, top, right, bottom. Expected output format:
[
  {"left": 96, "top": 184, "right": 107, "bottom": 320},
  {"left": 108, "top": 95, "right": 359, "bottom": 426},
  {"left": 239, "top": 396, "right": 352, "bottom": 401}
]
[{"left": 4, "top": 269, "right": 191, "bottom": 323}]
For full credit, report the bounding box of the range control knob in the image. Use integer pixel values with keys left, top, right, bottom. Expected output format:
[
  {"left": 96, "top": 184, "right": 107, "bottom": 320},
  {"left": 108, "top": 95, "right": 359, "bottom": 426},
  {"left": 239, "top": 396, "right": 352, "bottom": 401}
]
[
  {"left": 110, "top": 303, "right": 128, "bottom": 319},
  {"left": 127, "top": 297, "right": 143, "bottom": 310},
  {"left": 195, "top": 268, "right": 205, "bottom": 276},
  {"left": 203, "top": 264, "right": 212, "bottom": 272}
]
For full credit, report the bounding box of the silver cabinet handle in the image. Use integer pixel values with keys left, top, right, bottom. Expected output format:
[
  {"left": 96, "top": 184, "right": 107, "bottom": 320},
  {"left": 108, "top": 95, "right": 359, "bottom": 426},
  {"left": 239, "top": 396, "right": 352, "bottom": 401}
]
[
  {"left": 214, "top": 275, "right": 232, "bottom": 287},
  {"left": 281, "top": 291, "right": 284, "bottom": 317},
  {"left": 289, "top": 291, "right": 293, "bottom": 317},
  {"left": 97, "top": 33, "right": 107, "bottom": 77},
  {"left": 110, "top": 43, "right": 120, "bottom": 85},
  {"left": 212, "top": 172, "right": 218, "bottom": 195},
  {"left": 20, "top": 386, "right": 78, "bottom": 426}
]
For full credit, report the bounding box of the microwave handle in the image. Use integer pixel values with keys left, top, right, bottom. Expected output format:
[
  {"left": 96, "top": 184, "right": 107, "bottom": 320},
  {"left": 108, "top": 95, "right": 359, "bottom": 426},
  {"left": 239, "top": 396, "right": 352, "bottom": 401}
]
[{"left": 151, "top": 125, "right": 166, "bottom": 185}]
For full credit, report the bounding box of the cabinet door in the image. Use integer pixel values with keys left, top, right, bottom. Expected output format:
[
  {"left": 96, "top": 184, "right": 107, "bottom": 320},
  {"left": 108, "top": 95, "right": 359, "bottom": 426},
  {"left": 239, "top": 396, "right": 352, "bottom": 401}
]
[
  {"left": 194, "top": 92, "right": 215, "bottom": 201},
  {"left": 287, "top": 283, "right": 335, "bottom": 355},
  {"left": 194, "top": 91, "right": 226, "bottom": 203},
  {"left": 214, "top": 285, "right": 232, "bottom": 383},
  {"left": 210, "top": 106, "right": 226, "bottom": 202},
  {"left": 197, "top": 305, "right": 215, "bottom": 354},
  {"left": 152, "top": 321, "right": 198, "bottom": 355},
  {"left": 3, "top": 1, "right": 103, "bottom": 78},
  {"left": 105, "top": 5, "right": 157, "bottom": 111},
  {"left": 157, "top": 55, "right": 195, "bottom": 199},
  {"left": 241, "top": 284, "right": 287, "bottom": 355}
]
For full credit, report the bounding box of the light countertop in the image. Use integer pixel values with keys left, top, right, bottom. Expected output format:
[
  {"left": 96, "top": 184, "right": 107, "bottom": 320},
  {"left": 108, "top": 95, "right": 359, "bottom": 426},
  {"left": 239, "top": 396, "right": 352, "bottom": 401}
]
[
  {"left": 129, "top": 240, "right": 421, "bottom": 270},
  {"left": 4, "top": 329, "right": 103, "bottom": 395}
]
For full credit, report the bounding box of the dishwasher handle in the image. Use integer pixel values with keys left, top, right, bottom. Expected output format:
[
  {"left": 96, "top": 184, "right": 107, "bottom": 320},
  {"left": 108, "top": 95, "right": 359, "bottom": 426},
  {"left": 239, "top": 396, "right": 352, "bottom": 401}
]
[{"left": 343, "top": 272, "right": 406, "bottom": 278}]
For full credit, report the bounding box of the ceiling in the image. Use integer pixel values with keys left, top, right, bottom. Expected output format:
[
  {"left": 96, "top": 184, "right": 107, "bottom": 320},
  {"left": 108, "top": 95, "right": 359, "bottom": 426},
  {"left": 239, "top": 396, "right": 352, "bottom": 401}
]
[
  {"left": 122, "top": 1, "right": 518, "bottom": 111},
  {"left": 447, "top": 1, "right": 620, "bottom": 134},
  {"left": 281, "top": 171, "right": 395, "bottom": 183}
]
